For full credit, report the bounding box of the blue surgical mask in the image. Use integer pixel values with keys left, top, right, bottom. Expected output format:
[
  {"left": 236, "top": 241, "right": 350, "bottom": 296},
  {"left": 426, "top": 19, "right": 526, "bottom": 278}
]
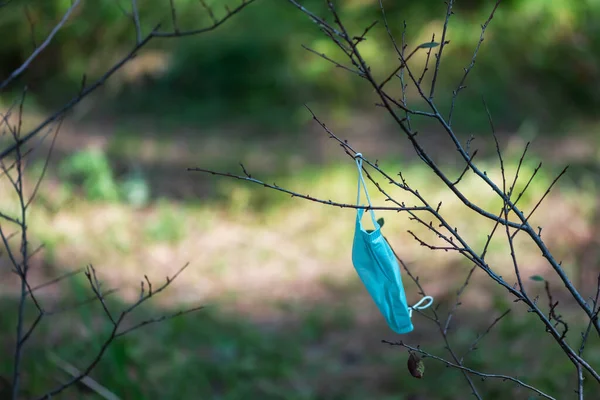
[{"left": 351, "top": 153, "right": 433, "bottom": 334}]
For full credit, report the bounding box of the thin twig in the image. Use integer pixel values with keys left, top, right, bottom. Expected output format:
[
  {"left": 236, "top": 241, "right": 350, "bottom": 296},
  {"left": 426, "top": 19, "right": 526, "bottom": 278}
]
[
  {"left": 382, "top": 340, "right": 556, "bottom": 400},
  {"left": 460, "top": 309, "right": 511, "bottom": 362},
  {"left": 25, "top": 116, "right": 63, "bottom": 209},
  {"left": 448, "top": 0, "right": 502, "bottom": 126},
  {"left": 24, "top": 5, "right": 38, "bottom": 50},
  {"left": 188, "top": 166, "right": 429, "bottom": 213},
  {"left": 28, "top": 269, "right": 84, "bottom": 295},
  {"left": 0, "top": 0, "right": 83, "bottom": 91},
  {"left": 428, "top": 0, "right": 454, "bottom": 100},
  {"left": 301, "top": 45, "right": 363, "bottom": 77},
  {"left": 378, "top": 45, "right": 422, "bottom": 90},
  {"left": 131, "top": 0, "right": 142, "bottom": 43},
  {"left": 199, "top": 0, "right": 218, "bottom": 24},
  {"left": 512, "top": 162, "right": 542, "bottom": 207},
  {"left": 168, "top": 0, "right": 179, "bottom": 33},
  {"left": 47, "top": 352, "right": 120, "bottom": 400},
  {"left": 153, "top": 0, "right": 255, "bottom": 37},
  {"left": 508, "top": 142, "right": 531, "bottom": 199},
  {"left": 418, "top": 34, "right": 436, "bottom": 86},
  {"left": 47, "top": 288, "right": 120, "bottom": 316},
  {"left": 85, "top": 266, "right": 116, "bottom": 325},
  {"left": 577, "top": 274, "right": 600, "bottom": 398},
  {"left": 521, "top": 166, "right": 569, "bottom": 227},
  {"left": 116, "top": 305, "right": 204, "bottom": 338},
  {"left": 379, "top": 0, "right": 600, "bottom": 336},
  {"left": 544, "top": 281, "right": 568, "bottom": 340},
  {"left": 38, "top": 264, "right": 199, "bottom": 399},
  {"left": 443, "top": 266, "right": 477, "bottom": 336},
  {"left": 0, "top": 0, "right": 256, "bottom": 162}
]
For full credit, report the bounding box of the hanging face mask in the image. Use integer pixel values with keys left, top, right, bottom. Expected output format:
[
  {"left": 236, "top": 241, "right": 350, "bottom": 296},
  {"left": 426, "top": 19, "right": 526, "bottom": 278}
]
[{"left": 351, "top": 153, "right": 433, "bottom": 334}]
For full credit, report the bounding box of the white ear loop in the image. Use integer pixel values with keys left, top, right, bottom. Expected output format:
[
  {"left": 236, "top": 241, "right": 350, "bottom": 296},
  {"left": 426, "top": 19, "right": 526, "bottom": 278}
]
[
  {"left": 408, "top": 296, "right": 434, "bottom": 318},
  {"left": 354, "top": 153, "right": 378, "bottom": 227},
  {"left": 356, "top": 152, "right": 434, "bottom": 319}
]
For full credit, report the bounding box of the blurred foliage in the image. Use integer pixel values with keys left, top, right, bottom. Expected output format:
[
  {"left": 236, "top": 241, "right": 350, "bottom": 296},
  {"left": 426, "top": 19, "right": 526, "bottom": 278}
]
[
  {"left": 2, "top": 139, "right": 599, "bottom": 398},
  {"left": 58, "top": 148, "right": 122, "bottom": 202},
  {"left": 143, "top": 199, "right": 187, "bottom": 243},
  {"left": 1, "top": 1, "right": 600, "bottom": 399},
  {"left": 1, "top": 280, "right": 597, "bottom": 399},
  {"left": 0, "top": 0, "right": 599, "bottom": 133},
  {"left": 57, "top": 148, "right": 151, "bottom": 204}
]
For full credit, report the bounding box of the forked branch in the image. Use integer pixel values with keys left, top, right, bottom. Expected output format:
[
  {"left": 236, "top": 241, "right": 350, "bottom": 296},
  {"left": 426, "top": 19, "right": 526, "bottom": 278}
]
[{"left": 188, "top": 0, "right": 600, "bottom": 397}]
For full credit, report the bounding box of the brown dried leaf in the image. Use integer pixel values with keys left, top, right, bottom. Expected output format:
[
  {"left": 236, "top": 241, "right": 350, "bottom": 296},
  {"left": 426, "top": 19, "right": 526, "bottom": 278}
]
[{"left": 407, "top": 352, "right": 425, "bottom": 379}]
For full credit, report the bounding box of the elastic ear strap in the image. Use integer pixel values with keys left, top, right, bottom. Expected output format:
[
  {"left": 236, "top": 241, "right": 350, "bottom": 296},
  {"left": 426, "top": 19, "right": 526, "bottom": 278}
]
[
  {"left": 408, "top": 296, "right": 434, "bottom": 318},
  {"left": 355, "top": 153, "right": 378, "bottom": 227}
]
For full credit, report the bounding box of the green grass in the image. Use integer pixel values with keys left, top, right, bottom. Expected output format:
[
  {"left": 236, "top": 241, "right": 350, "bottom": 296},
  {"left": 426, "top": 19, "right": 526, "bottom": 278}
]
[
  {"left": 2, "top": 282, "right": 597, "bottom": 399},
  {"left": 143, "top": 199, "right": 188, "bottom": 244},
  {"left": 1, "top": 125, "right": 600, "bottom": 399}
]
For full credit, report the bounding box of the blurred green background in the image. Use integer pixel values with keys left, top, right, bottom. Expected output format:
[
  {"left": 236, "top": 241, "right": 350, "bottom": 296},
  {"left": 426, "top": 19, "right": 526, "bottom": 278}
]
[{"left": 1, "top": 0, "right": 600, "bottom": 399}]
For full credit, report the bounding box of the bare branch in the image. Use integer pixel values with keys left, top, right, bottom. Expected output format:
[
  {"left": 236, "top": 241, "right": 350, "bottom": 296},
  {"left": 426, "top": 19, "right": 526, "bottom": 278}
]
[
  {"left": 6, "top": 113, "right": 46, "bottom": 398},
  {"left": 48, "top": 288, "right": 120, "bottom": 316},
  {"left": 577, "top": 274, "right": 600, "bottom": 398},
  {"left": 188, "top": 166, "right": 429, "bottom": 213},
  {"left": 544, "top": 281, "right": 568, "bottom": 340},
  {"left": 24, "top": 5, "right": 38, "bottom": 50},
  {"left": 356, "top": 0, "right": 600, "bottom": 336},
  {"left": 578, "top": 274, "right": 600, "bottom": 357},
  {"left": 520, "top": 166, "right": 569, "bottom": 227},
  {"left": 26, "top": 116, "right": 64, "bottom": 209},
  {"left": 382, "top": 340, "right": 556, "bottom": 400},
  {"left": 168, "top": 0, "right": 180, "bottom": 34},
  {"left": 0, "top": 0, "right": 256, "bottom": 163},
  {"left": 131, "top": 0, "right": 142, "bottom": 43},
  {"left": 387, "top": 239, "right": 482, "bottom": 398},
  {"left": 448, "top": 0, "right": 502, "bottom": 126},
  {"left": 378, "top": 45, "right": 424, "bottom": 90},
  {"left": 28, "top": 269, "right": 83, "bottom": 295},
  {"left": 443, "top": 266, "right": 477, "bottom": 335},
  {"left": 85, "top": 265, "right": 116, "bottom": 325},
  {"left": 37, "top": 264, "right": 199, "bottom": 399},
  {"left": 302, "top": 45, "right": 364, "bottom": 77},
  {"left": 47, "top": 352, "right": 119, "bottom": 400},
  {"left": 0, "top": 3, "right": 254, "bottom": 397},
  {"left": 0, "top": 0, "right": 83, "bottom": 91},
  {"left": 199, "top": 0, "right": 218, "bottom": 24},
  {"left": 428, "top": 0, "right": 454, "bottom": 100},
  {"left": 280, "top": 0, "right": 600, "bottom": 387},
  {"left": 461, "top": 309, "right": 511, "bottom": 362},
  {"left": 508, "top": 142, "right": 531, "bottom": 198},
  {"left": 451, "top": 150, "right": 478, "bottom": 186},
  {"left": 407, "top": 230, "right": 464, "bottom": 253},
  {"left": 418, "top": 34, "right": 436, "bottom": 86},
  {"left": 153, "top": 0, "right": 256, "bottom": 38},
  {"left": 512, "top": 162, "right": 542, "bottom": 207},
  {"left": 116, "top": 305, "right": 204, "bottom": 338}
]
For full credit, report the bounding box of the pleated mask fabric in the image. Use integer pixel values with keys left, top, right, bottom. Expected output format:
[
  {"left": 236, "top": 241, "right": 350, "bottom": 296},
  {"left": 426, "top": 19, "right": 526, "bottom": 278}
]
[{"left": 351, "top": 153, "right": 433, "bottom": 334}]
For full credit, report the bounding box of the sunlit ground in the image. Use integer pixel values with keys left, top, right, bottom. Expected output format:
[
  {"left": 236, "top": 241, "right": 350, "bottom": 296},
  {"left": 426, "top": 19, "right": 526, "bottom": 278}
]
[{"left": 1, "top": 109, "right": 600, "bottom": 399}]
